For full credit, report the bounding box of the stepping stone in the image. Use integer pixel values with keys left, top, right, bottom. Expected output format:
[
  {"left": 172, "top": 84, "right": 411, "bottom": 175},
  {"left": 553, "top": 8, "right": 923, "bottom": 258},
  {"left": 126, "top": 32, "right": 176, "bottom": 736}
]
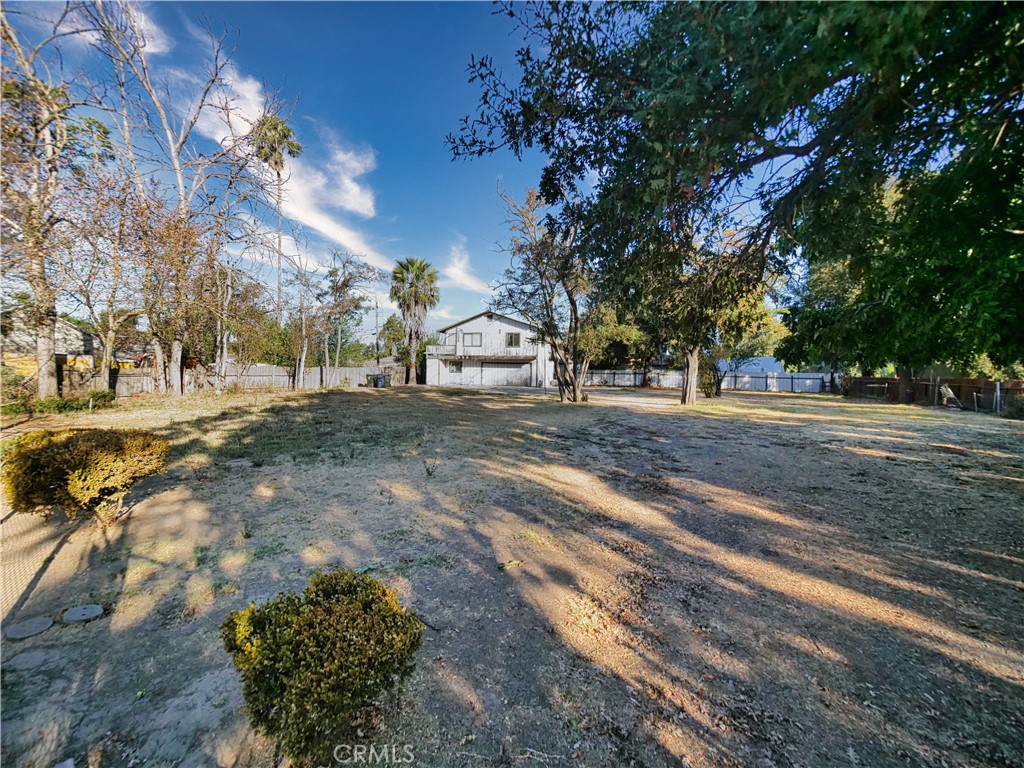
[
  {"left": 7, "top": 648, "right": 61, "bottom": 671},
  {"left": 62, "top": 604, "right": 104, "bottom": 623},
  {"left": 5, "top": 616, "right": 53, "bottom": 640}
]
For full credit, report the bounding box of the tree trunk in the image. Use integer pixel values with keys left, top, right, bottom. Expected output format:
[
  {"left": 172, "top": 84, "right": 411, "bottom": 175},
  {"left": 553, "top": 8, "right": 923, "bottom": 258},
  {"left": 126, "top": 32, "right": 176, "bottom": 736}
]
[
  {"left": 680, "top": 346, "right": 699, "bottom": 405},
  {"left": 297, "top": 312, "right": 308, "bottom": 389},
  {"left": 407, "top": 335, "right": 420, "bottom": 385},
  {"left": 897, "top": 364, "right": 915, "bottom": 404},
  {"left": 152, "top": 337, "right": 167, "bottom": 393},
  {"left": 276, "top": 172, "right": 284, "bottom": 328},
  {"left": 322, "top": 333, "right": 330, "bottom": 388},
  {"left": 169, "top": 337, "right": 184, "bottom": 397},
  {"left": 34, "top": 307, "right": 59, "bottom": 399},
  {"left": 640, "top": 357, "right": 653, "bottom": 387},
  {"left": 99, "top": 329, "right": 116, "bottom": 391},
  {"left": 333, "top": 322, "right": 343, "bottom": 387}
]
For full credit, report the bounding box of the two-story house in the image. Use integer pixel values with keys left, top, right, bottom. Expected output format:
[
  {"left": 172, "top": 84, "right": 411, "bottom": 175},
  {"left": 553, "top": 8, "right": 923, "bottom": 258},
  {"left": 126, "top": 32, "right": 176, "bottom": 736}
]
[{"left": 425, "top": 311, "right": 555, "bottom": 387}]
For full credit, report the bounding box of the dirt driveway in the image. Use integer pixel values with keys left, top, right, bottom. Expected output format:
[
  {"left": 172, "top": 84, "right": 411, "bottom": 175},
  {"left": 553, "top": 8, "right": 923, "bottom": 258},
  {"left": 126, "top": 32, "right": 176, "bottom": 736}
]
[{"left": 2, "top": 388, "right": 1022, "bottom": 768}]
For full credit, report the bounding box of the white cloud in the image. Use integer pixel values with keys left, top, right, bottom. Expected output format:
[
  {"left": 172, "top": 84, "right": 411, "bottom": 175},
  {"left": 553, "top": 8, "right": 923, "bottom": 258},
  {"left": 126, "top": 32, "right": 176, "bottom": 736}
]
[
  {"left": 440, "top": 236, "right": 491, "bottom": 294},
  {"left": 30, "top": 4, "right": 172, "bottom": 55},
  {"left": 135, "top": 7, "right": 173, "bottom": 55},
  {"left": 430, "top": 305, "right": 459, "bottom": 321},
  {"left": 187, "top": 65, "right": 387, "bottom": 271},
  {"left": 281, "top": 184, "right": 389, "bottom": 270}
]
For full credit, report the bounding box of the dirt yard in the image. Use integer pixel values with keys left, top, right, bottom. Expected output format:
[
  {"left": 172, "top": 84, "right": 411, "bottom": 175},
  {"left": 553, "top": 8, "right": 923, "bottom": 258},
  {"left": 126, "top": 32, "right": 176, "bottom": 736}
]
[{"left": 2, "top": 387, "right": 1022, "bottom": 768}]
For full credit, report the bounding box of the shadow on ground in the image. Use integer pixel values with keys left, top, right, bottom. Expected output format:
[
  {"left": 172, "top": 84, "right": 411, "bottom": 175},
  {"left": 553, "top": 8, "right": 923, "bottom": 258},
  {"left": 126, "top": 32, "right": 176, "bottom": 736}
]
[{"left": 2, "top": 387, "right": 1022, "bottom": 767}]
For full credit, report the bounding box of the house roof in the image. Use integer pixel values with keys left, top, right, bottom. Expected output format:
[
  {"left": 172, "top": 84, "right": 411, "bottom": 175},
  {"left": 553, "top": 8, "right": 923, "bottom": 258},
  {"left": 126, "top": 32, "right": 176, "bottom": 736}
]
[{"left": 437, "top": 310, "right": 538, "bottom": 334}]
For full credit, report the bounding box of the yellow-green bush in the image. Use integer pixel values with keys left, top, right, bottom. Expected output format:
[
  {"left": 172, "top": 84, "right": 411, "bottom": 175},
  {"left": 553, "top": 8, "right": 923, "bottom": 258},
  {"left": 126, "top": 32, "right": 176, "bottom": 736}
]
[
  {"left": 1, "top": 429, "right": 168, "bottom": 523},
  {"left": 221, "top": 568, "right": 423, "bottom": 764}
]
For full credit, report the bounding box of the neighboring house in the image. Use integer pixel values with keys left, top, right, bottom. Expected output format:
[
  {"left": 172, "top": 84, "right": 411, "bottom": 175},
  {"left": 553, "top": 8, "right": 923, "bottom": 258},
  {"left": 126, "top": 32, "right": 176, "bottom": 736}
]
[
  {"left": 0, "top": 306, "right": 97, "bottom": 377},
  {"left": 425, "top": 311, "right": 555, "bottom": 387},
  {"left": 722, "top": 356, "right": 785, "bottom": 374}
]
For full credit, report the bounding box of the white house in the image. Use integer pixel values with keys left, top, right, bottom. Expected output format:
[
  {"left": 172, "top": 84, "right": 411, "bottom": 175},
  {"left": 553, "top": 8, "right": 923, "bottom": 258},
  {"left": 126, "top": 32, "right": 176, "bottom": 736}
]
[{"left": 425, "top": 311, "right": 555, "bottom": 387}]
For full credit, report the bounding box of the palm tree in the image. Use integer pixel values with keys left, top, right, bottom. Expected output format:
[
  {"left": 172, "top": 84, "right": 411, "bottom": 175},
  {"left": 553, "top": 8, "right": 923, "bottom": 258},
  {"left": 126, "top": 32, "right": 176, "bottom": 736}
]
[
  {"left": 251, "top": 114, "right": 302, "bottom": 326},
  {"left": 389, "top": 258, "right": 440, "bottom": 384}
]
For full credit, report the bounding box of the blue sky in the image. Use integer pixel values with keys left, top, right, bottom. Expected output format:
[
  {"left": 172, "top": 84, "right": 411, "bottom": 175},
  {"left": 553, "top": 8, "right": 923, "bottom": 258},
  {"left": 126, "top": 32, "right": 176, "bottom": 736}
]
[
  {"left": 178, "top": 2, "right": 548, "bottom": 331},
  {"left": 14, "top": 2, "right": 549, "bottom": 334}
]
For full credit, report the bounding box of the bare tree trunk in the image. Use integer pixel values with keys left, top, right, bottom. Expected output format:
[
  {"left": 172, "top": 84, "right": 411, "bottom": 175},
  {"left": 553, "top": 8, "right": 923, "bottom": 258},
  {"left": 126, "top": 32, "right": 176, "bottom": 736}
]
[
  {"left": 297, "top": 312, "right": 308, "bottom": 389},
  {"left": 169, "top": 337, "right": 184, "bottom": 397},
  {"left": 333, "top": 322, "right": 343, "bottom": 387},
  {"left": 34, "top": 307, "right": 59, "bottom": 399},
  {"left": 152, "top": 337, "right": 167, "bottom": 393},
  {"left": 680, "top": 345, "right": 699, "bottom": 405},
  {"left": 99, "top": 329, "right": 116, "bottom": 392},
  {"left": 323, "top": 333, "right": 330, "bottom": 388}
]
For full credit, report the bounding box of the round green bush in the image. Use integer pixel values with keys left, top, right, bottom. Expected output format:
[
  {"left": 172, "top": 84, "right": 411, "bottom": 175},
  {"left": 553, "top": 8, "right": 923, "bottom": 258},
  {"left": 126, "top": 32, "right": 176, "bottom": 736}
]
[
  {"left": 221, "top": 568, "right": 423, "bottom": 765},
  {"left": 0, "top": 428, "right": 168, "bottom": 523}
]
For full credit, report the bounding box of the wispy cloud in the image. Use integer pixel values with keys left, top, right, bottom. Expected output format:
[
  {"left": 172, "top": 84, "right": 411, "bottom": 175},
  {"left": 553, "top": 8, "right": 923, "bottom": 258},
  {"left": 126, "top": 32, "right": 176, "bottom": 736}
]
[
  {"left": 430, "top": 305, "right": 459, "bottom": 321},
  {"left": 134, "top": 7, "right": 173, "bottom": 55},
  {"left": 440, "top": 236, "right": 491, "bottom": 294},
  {"left": 189, "top": 65, "right": 388, "bottom": 270}
]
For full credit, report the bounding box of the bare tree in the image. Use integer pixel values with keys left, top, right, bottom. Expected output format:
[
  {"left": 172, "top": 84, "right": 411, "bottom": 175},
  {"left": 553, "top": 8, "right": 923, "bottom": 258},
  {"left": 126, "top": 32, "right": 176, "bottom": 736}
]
[
  {"left": 1, "top": 7, "right": 87, "bottom": 398},
  {"left": 493, "top": 189, "right": 594, "bottom": 403},
  {"left": 319, "top": 251, "right": 385, "bottom": 386},
  {"left": 60, "top": 171, "right": 148, "bottom": 387},
  {"left": 83, "top": 1, "right": 253, "bottom": 396}
]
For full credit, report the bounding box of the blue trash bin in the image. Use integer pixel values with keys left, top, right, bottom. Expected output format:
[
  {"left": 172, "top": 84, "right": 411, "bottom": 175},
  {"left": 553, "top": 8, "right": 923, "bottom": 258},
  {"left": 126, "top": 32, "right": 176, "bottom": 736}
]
[{"left": 375, "top": 374, "right": 385, "bottom": 388}]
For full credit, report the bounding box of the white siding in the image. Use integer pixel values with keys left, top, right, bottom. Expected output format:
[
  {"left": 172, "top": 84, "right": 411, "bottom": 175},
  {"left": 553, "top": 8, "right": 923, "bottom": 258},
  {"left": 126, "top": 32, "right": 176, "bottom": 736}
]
[
  {"left": 426, "top": 312, "right": 554, "bottom": 387},
  {"left": 481, "top": 361, "right": 533, "bottom": 386}
]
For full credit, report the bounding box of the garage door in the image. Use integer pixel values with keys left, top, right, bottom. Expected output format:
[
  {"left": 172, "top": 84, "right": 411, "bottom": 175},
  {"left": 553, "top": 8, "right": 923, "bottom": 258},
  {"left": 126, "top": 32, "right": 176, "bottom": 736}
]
[{"left": 481, "top": 362, "right": 532, "bottom": 386}]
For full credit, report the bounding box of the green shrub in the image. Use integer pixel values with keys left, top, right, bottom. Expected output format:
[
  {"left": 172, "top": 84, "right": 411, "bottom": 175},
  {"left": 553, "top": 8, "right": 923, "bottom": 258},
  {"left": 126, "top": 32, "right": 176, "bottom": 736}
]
[
  {"left": 1, "top": 400, "right": 30, "bottom": 417},
  {"left": 1, "top": 429, "right": 168, "bottom": 523},
  {"left": 698, "top": 354, "right": 722, "bottom": 398},
  {"left": 31, "top": 396, "right": 73, "bottom": 413},
  {"left": 221, "top": 568, "right": 424, "bottom": 764},
  {"left": 1, "top": 367, "right": 32, "bottom": 416},
  {"left": 30, "top": 390, "right": 117, "bottom": 414}
]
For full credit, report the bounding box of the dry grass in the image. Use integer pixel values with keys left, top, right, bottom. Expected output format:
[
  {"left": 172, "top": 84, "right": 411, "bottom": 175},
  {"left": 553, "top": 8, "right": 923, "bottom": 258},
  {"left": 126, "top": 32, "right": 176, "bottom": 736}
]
[{"left": 2, "top": 387, "right": 1022, "bottom": 768}]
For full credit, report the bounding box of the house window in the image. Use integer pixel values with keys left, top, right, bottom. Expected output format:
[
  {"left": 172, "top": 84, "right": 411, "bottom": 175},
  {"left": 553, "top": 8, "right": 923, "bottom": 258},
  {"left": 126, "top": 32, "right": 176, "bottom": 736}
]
[
  {"left": 505, "top": 332, "right": 521, "bottom": 347},
  {"left": 448, "top": 361, "right": 463, "bottom": 374},
  {"left": 463, "top": 333, "right": 482, "bottom": 347}
]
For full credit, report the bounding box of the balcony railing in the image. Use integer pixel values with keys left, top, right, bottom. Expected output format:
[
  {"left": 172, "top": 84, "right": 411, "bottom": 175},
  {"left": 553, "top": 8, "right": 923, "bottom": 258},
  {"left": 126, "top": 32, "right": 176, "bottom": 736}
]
[{"left": 426, "top": 343, "right": 539, "bottom": 358}]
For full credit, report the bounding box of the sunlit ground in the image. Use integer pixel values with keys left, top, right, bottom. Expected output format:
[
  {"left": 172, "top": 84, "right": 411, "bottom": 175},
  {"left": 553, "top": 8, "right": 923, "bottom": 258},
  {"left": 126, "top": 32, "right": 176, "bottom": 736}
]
[{"left": 2, "top": 387, "right": 1022, "bottom": 767}]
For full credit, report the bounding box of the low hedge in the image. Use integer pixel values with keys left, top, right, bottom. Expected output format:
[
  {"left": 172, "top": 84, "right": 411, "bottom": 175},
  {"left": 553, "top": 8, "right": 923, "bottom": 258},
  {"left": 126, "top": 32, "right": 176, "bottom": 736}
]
[
  {"left": 221, "top": 568, "right": 424, "bottom": 764},
  {"left": 31, "top": 390, "right": 117, "bottom": 414},
  {"left": 1, "top": 428, "right": 168, "bottom": 523}
]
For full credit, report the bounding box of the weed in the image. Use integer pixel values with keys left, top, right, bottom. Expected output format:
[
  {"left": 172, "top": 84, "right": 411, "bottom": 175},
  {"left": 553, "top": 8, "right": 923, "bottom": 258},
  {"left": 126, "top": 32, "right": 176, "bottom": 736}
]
[
  {"left": 193, "top": 544, "right": 216, "bottom": 568},
  {"left": 251, "top": 541, "right": 286, "bottom": 560}
]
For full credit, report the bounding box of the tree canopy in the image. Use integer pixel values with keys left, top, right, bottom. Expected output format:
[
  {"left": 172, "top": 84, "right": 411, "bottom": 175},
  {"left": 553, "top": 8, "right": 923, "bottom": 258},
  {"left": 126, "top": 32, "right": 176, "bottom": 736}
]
[{"left": 451, "top": 2, "right": 1024, "bottom": 386}]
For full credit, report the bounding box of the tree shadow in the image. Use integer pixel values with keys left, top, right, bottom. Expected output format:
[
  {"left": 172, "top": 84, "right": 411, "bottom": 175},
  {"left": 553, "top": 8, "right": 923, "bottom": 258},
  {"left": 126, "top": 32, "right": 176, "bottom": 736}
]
[{"left": 2, "top": 387, "right": 1021, "bottom": 767}]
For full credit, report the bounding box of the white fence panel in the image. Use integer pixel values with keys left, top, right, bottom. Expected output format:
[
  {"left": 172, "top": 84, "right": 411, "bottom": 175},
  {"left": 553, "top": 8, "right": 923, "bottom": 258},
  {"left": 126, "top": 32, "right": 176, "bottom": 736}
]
[{"left": 583, "top": 369, "right": 827, "bottom": 393}]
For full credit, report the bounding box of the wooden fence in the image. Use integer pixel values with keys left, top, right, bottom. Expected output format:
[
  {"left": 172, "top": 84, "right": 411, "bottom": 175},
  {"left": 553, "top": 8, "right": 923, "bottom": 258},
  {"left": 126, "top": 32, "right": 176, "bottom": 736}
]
[
  {"left": 844, "top": 376, "right": 1023, "bottom": 411},
  {"left": 109, "top": 363, "right": 403, "bottom": 397}
]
